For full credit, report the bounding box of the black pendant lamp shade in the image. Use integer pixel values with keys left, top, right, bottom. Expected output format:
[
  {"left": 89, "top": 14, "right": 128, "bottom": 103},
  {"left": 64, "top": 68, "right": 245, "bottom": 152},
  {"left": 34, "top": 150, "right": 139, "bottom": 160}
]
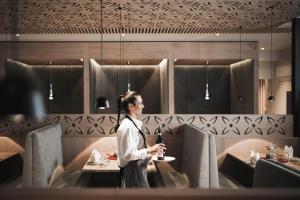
[
  {"left": 96, "top": 96, "right": 110, "bottom": 109},
  {"left": 268, "top": 95, "right": 275, "bottom": 102},
  {"left": 0, "top": 75, "right": 46, "bottom": 118}
]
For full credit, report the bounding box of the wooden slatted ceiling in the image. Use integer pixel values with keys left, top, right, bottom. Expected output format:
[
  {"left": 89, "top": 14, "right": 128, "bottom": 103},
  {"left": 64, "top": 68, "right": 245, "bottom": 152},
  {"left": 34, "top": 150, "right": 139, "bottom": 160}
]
[{"left": 0, "top": 0, "right": 300, "bottom": 34}]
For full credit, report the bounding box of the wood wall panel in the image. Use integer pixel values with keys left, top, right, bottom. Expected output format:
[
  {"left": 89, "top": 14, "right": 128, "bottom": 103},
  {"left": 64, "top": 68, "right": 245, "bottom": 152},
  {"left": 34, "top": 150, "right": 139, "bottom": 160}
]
[
  {"left": 1, "top": 42, "right": 257, "bottom": 61},
  {"left": 70, "top": 67, "right": 84, "bottom": 113},
  {"left": 159, "top": 59, "right": 169, "bottom": 114},
  {"left": 51, "top": 67, "right": 70, "bottom": 113},
  {"left": 32, "top": 65, "right": 83, "bottom": 114},
  {"left": 31, "top": 66, "right": 49, "bottom": 111},
  {"left": 0, "top": 114, "right": 293, "bottom": 138},
  {"left": 140, "top": 66, "right": 161, "bottom": 114},
  {"left": 230, "top": 59, "right": 254, "bottom": 113},
  {"left": 91, "top": 63, "right": 161, "bottom": 114},
  {"left": 174, "top": 67, "right": 188, "bottom": 113},
  {"left": 0, "top": 41, "right": 258, "bottom": 114},
  {"left": 175, "top": 65, "right": 230, "bottom": 114}
]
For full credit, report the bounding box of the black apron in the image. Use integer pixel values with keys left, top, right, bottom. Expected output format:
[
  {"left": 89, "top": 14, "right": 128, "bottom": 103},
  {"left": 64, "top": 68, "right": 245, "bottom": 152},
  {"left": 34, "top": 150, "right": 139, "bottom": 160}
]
[{"left": 119, "top": 115, "right": 149, "bottom": 188}]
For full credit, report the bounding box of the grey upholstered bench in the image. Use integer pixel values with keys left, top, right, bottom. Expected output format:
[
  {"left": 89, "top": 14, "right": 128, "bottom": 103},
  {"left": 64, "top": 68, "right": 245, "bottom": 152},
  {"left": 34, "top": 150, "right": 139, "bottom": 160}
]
[
  {"left": 253, "top": 159, "right": 300, "bottom": 188},
  {"left": 23, "top": 124, "right": 85, "bottom": 188},
  {"left": 181, "top": 124, "right": 219, "bottom": 188}
]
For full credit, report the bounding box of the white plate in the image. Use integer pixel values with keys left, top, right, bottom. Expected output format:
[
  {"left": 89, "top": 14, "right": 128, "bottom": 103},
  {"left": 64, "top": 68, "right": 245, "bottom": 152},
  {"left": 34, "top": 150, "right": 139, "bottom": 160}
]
[
  {"left": 152, "top": 156, "right": 176, "bottom": 163},
  {"left": 290, "top": 157, "right": 300, "bottom": 162}
]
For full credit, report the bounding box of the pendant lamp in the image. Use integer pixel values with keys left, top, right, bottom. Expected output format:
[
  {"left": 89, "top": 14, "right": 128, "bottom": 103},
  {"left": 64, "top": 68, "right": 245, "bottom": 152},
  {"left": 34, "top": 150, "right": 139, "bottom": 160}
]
[
  {"left": 48, "top": 61, "right": 54, "bottom": 100},
  {"left": 268, "top": 6, "right": 275, "bottom": 102},
  {"left": 204, "top": 61, "right": 210, "bottom": 101},
  {"left": 96, "top": 0, "right": 110, "bottom": 109}
]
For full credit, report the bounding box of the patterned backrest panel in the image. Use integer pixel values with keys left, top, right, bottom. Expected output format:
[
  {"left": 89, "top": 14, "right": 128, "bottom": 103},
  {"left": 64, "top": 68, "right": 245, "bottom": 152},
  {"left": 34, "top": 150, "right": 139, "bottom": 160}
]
[{"left": 0, "top": 114, "right": 292, "bottom": 137}]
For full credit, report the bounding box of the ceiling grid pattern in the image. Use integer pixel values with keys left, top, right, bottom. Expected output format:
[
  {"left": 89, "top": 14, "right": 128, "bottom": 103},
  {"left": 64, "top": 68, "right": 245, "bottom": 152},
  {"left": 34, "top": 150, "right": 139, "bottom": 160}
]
[{"left": 0, "top": 0, "right": 300, "bottom": 34}]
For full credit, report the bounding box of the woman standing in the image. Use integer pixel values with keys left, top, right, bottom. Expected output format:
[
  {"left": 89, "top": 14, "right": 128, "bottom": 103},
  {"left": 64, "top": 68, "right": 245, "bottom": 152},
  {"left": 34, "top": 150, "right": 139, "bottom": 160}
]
[{"left": 115, "top": 91, "right": 165, "bottom": 188}]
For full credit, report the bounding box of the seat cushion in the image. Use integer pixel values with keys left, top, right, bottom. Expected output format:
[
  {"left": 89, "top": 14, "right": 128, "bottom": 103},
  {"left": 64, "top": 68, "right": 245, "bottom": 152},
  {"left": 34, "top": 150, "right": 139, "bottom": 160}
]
[{"left": 253, "top": 159, "right": 300, "bottom": 188}]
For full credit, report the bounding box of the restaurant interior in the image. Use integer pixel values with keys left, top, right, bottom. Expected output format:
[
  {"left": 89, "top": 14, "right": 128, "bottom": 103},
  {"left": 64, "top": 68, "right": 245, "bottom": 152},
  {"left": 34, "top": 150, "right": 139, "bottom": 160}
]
[{"left": 0, "top": 0, "right": 300, "bottom": 199}]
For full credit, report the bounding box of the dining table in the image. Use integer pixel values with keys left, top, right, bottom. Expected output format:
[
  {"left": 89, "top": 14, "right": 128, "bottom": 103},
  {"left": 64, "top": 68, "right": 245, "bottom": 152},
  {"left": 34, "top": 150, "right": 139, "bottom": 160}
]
[
  {"left": 81, "top": 153, "right": 156, "bottom": 173},
  {"left": 230, "top": 152, "right": 300, "bottom": 171},
  {"left": 81, "top": 153, "right": 189, "bottom": 188}
]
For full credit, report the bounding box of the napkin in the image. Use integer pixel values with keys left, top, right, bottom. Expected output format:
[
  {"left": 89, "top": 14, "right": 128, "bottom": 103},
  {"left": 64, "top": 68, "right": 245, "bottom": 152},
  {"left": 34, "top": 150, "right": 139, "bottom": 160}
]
[
  {"left": 284, "top": 145, "right": 293, "bottom": 159},
  {"left": 250, "top": 150, "right": 260, "bottom": 164},
  {"left": 90, "top": 149, "right": 102, "bottom": 164}
]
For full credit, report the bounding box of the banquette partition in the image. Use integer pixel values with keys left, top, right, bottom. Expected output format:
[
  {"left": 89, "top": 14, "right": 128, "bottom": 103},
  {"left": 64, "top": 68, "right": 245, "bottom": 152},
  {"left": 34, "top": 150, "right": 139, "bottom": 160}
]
[{"left": 0, "top": 113, "right": 299, "bottom": 188}]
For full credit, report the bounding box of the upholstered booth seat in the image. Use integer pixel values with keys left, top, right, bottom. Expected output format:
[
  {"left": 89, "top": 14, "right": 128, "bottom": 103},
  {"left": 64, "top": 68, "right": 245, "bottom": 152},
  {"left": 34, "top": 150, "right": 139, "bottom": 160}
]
[
  {"left": 181, "top": 124, "right": 219, "bottom": 188},
  {"left": 253, "top": 159, "right": 300, "bottom": 188},
  {"left": 22, "top": 124, "right": 84, "bottom": 188},
  {"left": 23, "top": 124, "right": 63, "bottom": 187}
]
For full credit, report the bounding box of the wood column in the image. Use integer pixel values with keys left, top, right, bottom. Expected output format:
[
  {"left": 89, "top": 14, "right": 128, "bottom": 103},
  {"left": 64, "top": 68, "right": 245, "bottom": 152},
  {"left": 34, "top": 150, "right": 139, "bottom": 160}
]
[
  {"left": 292, "top": 17, "right": 300, "bottom": 137},
  {"left": 83, "top": 57, "right": 90, "bottom": 113},
  {"left": 168, "top": 58, "right": 175, "bottom": 114}
]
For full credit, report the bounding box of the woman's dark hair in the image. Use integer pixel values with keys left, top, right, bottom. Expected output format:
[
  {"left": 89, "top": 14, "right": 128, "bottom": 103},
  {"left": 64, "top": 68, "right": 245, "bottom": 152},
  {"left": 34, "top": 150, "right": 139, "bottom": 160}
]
[{"left": 114, "top": 91, "right": 140, "bottom": 132}]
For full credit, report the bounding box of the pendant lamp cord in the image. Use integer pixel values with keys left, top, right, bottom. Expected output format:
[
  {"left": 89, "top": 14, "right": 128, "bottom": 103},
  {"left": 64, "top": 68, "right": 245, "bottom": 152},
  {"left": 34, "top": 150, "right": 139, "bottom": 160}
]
[
  {"left": 270, "top": 6, "right": 273, "bottom": 96},
  {"left": 5, "top": 28, "right": 8, "bottom": 62},
  {"left": 117, "top": 5, "right": 122, "bottom": 97},
  {"left": 127, "top": 6, "right": 130, "bottom": 91},
  {"left": 240, "top": 26, "right": 243, "bottom": 100},
  {"left": 119, "top": 6, "right": 122, "bottom": 69},
  {"left": 100, "top": 0, "right": 103, "bottom": 97},
  {"left": 206, "top": 61, "right": 209, "bottom": 85},
  {"left": 186, "top": 64, "right": 189, "bottom": 113}
]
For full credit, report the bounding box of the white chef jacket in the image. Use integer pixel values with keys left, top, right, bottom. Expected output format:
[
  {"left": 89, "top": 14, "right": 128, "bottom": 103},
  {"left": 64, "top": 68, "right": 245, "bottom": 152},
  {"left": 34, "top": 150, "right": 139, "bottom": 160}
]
[{"left": 117, "top": 116, "right": 147, "bottom": 167}]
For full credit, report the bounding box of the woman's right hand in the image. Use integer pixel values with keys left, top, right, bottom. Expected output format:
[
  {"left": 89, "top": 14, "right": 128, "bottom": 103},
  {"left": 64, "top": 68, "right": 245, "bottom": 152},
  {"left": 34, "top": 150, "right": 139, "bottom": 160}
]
[{"left": 147, "top": 143, "right": 166, "bottom": 153}]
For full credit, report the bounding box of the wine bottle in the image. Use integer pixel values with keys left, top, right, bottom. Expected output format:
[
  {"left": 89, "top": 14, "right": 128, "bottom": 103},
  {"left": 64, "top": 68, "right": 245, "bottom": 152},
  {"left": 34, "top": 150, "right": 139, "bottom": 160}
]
[{"left": 156, "top": 125, "right": 165, "bottom": 160}]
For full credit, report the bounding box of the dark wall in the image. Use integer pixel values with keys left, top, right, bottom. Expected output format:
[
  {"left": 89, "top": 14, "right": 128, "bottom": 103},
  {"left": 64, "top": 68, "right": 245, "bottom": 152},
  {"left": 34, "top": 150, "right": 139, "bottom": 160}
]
[
  {"left": 4, "top": 59, "right": 33, "bottom": 78},
  {"left": 32, "top": 66, "right": 83, "bottom": 113},
  {"left": 91, "top": 62, "right": 161, "bottom": 114},
  {"left": 230, "top": 59, "right": 254, "bottom": 114},
  {"left": 175, "top": 65, "right": 230, "bottom": 114}
]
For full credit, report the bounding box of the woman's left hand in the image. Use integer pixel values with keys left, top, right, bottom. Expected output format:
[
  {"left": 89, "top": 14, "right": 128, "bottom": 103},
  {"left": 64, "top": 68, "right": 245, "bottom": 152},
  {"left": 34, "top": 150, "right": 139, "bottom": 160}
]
[{"left": 147, "top": 143, "right": 166, "bottom": 153}]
